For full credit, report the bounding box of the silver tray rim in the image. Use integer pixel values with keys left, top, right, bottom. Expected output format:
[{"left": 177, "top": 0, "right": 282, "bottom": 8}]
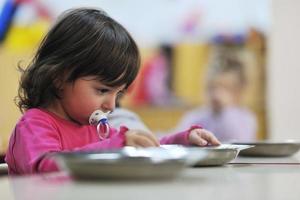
[{"left": 232, "top": 140, "right": 300, "bottom": 146}]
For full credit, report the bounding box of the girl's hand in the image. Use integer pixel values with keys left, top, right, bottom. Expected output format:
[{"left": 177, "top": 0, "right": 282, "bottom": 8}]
[
  {"left": 125, "top": 130, "right": 160, "bottom": 147},
  {"left": 188, "top": 128, "right": 221, "bottom": 146}
]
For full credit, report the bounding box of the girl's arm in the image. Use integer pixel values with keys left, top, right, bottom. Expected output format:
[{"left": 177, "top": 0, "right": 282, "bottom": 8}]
[
  {"left": 6, "top": 117, "right": 157, "bottom": 175},
  {"left": 160, "top": 125, "right": 220, "bottom": 146},
  {"left": 5, "top": 119, "right": 127, "bottom": 175},
  {"left": 6, "top": 119, "right": 63, "bottom": 174},
  {"left": 73, "top": 126, "right": 127, "bottom": 151},
  {"left": 159, "top": 125, "right": 202, "bottom": 145},
  {"left": 33, "top": 126, "right": 159, "bottom": 173},
  {"left": 35, "top": 127, "right": 128, "bottom": 174}
]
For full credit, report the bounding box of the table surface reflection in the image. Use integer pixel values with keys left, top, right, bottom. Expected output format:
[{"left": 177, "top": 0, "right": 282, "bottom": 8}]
[{"left": 1, "top": 152, "right": 300, "bottom": 200}]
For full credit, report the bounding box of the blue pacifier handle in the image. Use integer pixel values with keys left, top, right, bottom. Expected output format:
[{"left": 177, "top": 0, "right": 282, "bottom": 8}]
[{"left": 89, "top": 110, "right": 110, "bottom": 140}]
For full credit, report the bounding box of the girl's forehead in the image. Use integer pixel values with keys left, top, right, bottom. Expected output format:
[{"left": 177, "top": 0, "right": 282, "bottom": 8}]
[
  {"left": 95, "top": 79, "right": 126, "bottom": 90},
  {"left": 79, "top": 76, "right": 126, "bottom": 90}
]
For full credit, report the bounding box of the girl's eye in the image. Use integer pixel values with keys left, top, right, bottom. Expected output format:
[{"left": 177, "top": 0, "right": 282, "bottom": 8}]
[
  {"left": 116, "top": 91, "right": 125, "bottom": 100},
  {"left": 97, "top": 88, "right": 109, "bottom": 94},
  {"left": 117, "top": 91, "right": 124, "bottom": 97}
]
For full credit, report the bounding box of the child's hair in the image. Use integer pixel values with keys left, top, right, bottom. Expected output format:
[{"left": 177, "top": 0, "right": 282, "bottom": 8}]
[
  {"left": 16, "top": 8, "right": 140, "bottom": 112},
  {"left": 206, "top": 54, "right": 247, "bottom": 88}
]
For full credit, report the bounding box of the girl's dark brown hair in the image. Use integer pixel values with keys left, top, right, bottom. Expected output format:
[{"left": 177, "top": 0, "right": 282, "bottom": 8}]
[
  {"left": 206, "top": 54, "right": 247, "bottom": 88},
  {"left": 16, "top": 8, "right": 140, "bottom": 112}
]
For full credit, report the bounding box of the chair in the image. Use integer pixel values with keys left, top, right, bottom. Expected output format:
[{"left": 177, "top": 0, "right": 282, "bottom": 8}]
[
  {"left": 0, "top": 163, "right": 8, "bottom": 175},
  {"left": 0, "top": 154, "right": 8, "bottom": 175}
]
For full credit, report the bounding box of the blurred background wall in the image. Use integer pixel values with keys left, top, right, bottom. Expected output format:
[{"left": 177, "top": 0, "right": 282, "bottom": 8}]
[{"left": 268, "top": 0, "right": 300, "bottom": 140}]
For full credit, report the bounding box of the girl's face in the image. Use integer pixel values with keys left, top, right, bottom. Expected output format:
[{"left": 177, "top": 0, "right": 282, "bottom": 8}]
[
  {"left": 207, "top": 71, "right": 243, "bottom": 111},
  {"left": 49, "top": 76, "right": 125, "bottom": 125}
]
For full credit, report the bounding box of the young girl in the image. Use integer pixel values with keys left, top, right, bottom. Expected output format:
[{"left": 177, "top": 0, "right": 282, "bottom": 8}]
[
  {"left": 5, "top": 8, "right": 220, "bottom": 175},
  {"left": 173, "top": 55, "right": 257, "bottom": 142}
]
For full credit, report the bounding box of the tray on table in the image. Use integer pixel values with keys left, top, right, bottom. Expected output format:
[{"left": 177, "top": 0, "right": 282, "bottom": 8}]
[
  {"left": 161, "top": 144, "right": 252, "bottom": 166},
  {"left": 232, "top": 140, "right": 300, "bottom": 157},
  {"left": 55, "top": 146, "right": 206, "bottom": 180}
]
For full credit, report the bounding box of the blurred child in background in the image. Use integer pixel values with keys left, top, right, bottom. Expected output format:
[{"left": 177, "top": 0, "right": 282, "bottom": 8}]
[{"left": 173, "top": 55, "right": 257, "bottom": 142}]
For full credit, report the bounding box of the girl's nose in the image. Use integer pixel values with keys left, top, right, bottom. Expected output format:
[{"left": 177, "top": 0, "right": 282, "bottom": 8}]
[{"left": 101, "top": 94, "right": 116, "bottom": 112}]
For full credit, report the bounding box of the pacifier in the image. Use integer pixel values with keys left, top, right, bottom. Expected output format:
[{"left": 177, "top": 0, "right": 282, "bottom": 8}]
[{"left": 89, "top": 110, "right": 111, "bottom": 140}]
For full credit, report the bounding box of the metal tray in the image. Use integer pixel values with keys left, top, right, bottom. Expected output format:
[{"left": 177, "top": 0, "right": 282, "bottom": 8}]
[
  {"left": 161, "top": 144, "right": 252, "bottom": 166},
  {"left": 55, "top": 147, "right": 201, "bottom": 180},
  {"left": 190, "top": 144, "right": 253, "bottom": 166},
  {"left": 233, "top": 140, "right": 300, "bottom": 157}
]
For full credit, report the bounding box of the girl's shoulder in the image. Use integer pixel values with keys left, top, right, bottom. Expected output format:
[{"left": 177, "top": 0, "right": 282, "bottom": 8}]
[
  {"left": 23, "top": 108, "right": 53, "bottom": 120},
  {"left": 20, "top": 108, "right": 61, "bottom": 126},
  {"left": 184, "top": 107, "right": 209, "bottom": 117},
  {"left": 225, "top": 106, "right": 256, "bottom": 117},
  {"left": 20, "top": 108, "right": 87, "bottom": 129},
  {"left": 14, "top": 109, "right": 60, "bottom": 134}
]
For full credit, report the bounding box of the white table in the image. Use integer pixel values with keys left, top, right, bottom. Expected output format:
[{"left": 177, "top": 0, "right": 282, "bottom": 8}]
[{"left": 1, "top": 152, "right": 300, "bottom": 200}]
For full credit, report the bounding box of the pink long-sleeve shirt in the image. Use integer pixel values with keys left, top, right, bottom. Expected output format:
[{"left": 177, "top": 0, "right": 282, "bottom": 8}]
[{"left": 5, "top": 108, "right": 193, "bottom": 175}]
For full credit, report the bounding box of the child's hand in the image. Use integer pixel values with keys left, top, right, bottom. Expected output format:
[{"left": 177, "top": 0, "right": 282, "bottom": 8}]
[
  {"left": 188, "top": 128, "right": 221, "bottom": 146},
  {"left": 125, "top": 130, "right": 160, "bottom": 147}
]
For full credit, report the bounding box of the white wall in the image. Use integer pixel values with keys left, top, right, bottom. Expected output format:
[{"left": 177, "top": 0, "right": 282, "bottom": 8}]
[
  {"left": 268, "top": 0, "right": 300, "bottom": 139},
  {"left": 8, "top": 0, "right": 269, "bottom": 47}
]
